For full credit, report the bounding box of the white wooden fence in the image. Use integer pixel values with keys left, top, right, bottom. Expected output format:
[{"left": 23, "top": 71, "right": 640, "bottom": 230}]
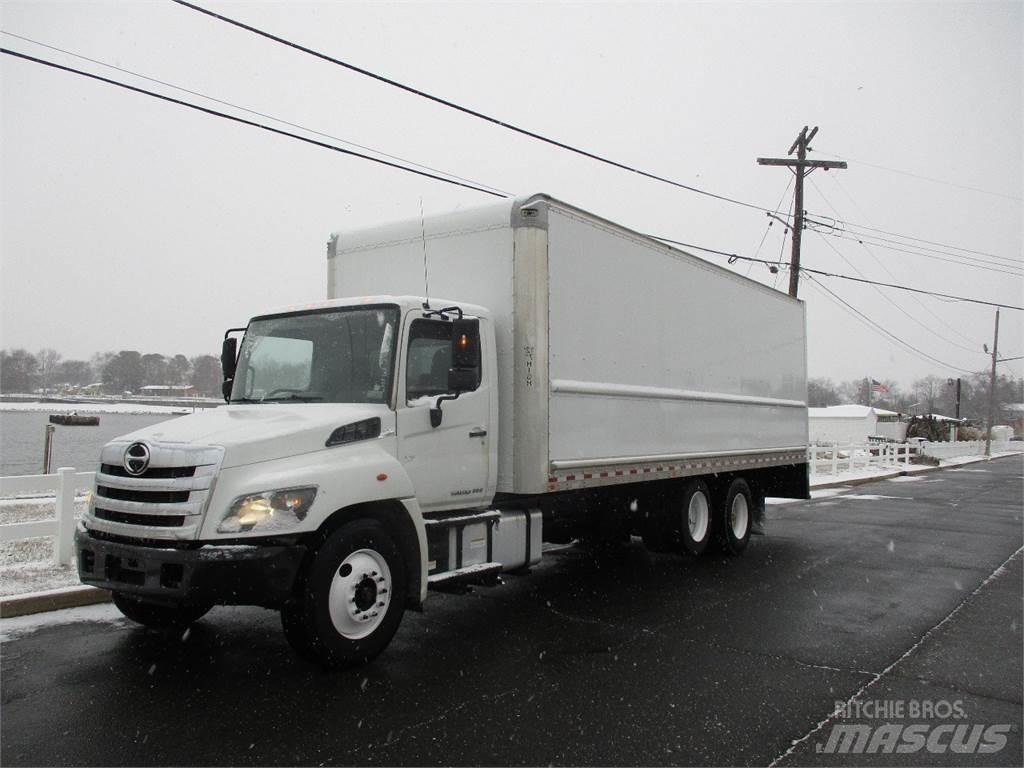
[
  {"left": 921, "top": 440, "right": 1020, "bottom": 460},
  {"left": 808, "top": 442, "right": 917, "bottom": 476},
  {"left": 0, "top": 468, "right": 95, "bottom": 566}
]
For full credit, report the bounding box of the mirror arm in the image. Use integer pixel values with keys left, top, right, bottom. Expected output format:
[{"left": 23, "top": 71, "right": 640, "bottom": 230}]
[{"left": 430, "top": 392, "right": 462, "bottom": 428}]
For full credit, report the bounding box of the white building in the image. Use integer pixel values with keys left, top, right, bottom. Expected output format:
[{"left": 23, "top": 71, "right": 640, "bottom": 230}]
[{"left": 808, "top": 405, "right": 907, "bottom": 444}]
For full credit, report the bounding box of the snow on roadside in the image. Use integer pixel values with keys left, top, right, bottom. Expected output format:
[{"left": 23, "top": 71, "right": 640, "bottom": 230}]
[
  {"left": 1, "top": 560, "right": 83, "bottom": 597},
  {"left": 0, "top": 400, "right": 201, "bottom": 415},
  {"left": 0, "top": 601, "right": 123, "bottom": 642}
]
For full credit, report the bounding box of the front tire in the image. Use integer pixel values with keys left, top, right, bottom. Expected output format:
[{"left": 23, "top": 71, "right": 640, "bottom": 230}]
[
  {"left": 111, "top": 592, "right": 211, "bottom": 629},
  {"left": 282, "top": 519, "right": 407, "bottom": 668},
  {"left": 717, "top": 478, "right": 753, "bottom": 555}
]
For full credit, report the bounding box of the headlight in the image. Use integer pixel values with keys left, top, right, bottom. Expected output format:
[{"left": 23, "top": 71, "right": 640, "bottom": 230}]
[{"left": 218, "top": 487, "right": 317, "bottom": 533}]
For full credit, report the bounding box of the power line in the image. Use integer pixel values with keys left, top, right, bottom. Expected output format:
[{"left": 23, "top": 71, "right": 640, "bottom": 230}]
[
  {"left": 815, "top": 215, "right": 1017, "bottom": 263},
  {"left": 162, "top": 2, "right": 1024, "bottom": 272},
  {"left": 652, "top": 236, "right": 1024, "bottom": 311},
  {"left": 804, "top": 178, "right": 1021, "bottom": 271},
  {"left": 809, "top": 228, "right": 986, "bottom": 356},
  {"left": 819, "top": 231, "right": 1023, "bottom": 277},
  {"left": 0, "top": 47, "right": 507, "bottom": 199},
  {"left": 813, "top": 225, "right": 1024, "bottom": 270},
  {"left": 802, "top": 178, "right": 984, "bottom": 355},
  {"left": 170, "top": 0, "right": 774, "bottom": 214},
  {"left": 802, "top": 273, "right": 976, "bottom": 375},
  {"left": 812, "top": 150, "right": 1022, "bottom": 202},
  {"left": 806, "top": 173, "right": 1018, "bottom": 264},
  {"left": 816, "top": 173, "right": 998, "bottom": 349},
  {"left": 746, "top": 176, "right": 794, "bottom": 278},
  {"left": 4, "top": 46, "right": 1019, "bottom": 316},
  {"left": 0, "top": 30, "right": 512, "bottom": 198}
]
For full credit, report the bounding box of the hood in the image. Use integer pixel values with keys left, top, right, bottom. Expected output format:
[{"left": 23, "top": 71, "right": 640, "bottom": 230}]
[{"left": 115, "top": 404, "right": 394, "bottom": 469}]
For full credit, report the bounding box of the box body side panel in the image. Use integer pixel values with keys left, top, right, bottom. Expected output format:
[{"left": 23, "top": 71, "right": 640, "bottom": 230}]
[{"left": 546, "top": 207, "right": 808, "bottom": 467}]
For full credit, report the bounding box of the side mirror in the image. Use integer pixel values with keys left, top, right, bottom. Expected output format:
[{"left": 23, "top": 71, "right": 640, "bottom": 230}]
[
  {"left": 221, "top": 336, "right": 238, "bottom": 380},
  {"left": 451, "top": 318, "right": 480, "bottom": 369},
  {"left": 448, "top": 317, "right": 481, "bottom": 392},
  {"left": 430, "top": 318, "right": 481, "bottom": 429},
  {"left": 447, "top": 368, "right": 477, "bottom": 393},
  {"left": 221, "top": 336, "right": 238, "bottom": 403}
]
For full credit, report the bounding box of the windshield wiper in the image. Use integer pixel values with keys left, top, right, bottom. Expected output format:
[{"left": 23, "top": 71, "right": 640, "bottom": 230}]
[
  {"left": 230, "top": 397, "right": 261, "bottom": 404},
  {"left": 261, "top": 394, "right": 324, "bottom": 403}
]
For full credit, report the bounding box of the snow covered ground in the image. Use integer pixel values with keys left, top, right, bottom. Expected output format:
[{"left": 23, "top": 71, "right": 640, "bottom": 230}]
[
  {"left": 765, "top": 451, "right": 1020, "bottom": 506},
  {"left": 1, "top": 400, "right": 194, "bottom": 415}
]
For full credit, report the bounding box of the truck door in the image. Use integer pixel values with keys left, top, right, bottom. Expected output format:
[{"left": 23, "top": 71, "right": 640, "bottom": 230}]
[{"left": 397, "top": 317, "right": 490, "bottom": 512}]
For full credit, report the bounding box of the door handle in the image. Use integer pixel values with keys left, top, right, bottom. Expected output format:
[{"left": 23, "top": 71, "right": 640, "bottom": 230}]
[{"left": 468, "top": 427, "right": 487, "bottom": 438}]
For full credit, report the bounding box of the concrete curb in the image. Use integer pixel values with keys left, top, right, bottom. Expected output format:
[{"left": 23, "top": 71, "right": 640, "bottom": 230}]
[
  {"left": 809, "top": 453, "right": 1012, "bottom": 491},
  {"left": 0, "top": 586, "right": 111, "bottom": 619}
]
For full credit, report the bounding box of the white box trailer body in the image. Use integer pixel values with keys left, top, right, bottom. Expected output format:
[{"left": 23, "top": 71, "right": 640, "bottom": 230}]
[{"left": 329, "top": 193, "right": 808, "bottom": 498}]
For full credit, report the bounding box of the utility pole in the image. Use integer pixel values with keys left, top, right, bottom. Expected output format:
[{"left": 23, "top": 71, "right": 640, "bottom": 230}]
[
  {"left": 947, "top": 377, "right": 962, "bottom": 440},
  {"left": 758, "top": 126, "right": 847, "bottom": 297},
  {"left": 984, "top": 309, "right": 1000, "bottom": 456}
]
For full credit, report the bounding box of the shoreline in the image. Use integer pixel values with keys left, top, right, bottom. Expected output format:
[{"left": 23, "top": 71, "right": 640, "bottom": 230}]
[{"left": 0, "top": 396, "right": 220, "bottom": 416}]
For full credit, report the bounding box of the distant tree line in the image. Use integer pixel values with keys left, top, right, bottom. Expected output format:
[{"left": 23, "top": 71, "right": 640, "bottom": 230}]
[
  {"left": 0, "top": 348, "right": 222, "bottom": 398},
  {"left": 808, "top": 373, "right": 1024, "bottom": 425}
]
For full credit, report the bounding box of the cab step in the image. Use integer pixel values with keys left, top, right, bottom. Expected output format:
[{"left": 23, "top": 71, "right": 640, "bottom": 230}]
[
  {"left": 422, "top": 510, "right": 501, "bottom": 529},
  {"left": 427, "top": 561, "right": 503, "bottom": 591}
]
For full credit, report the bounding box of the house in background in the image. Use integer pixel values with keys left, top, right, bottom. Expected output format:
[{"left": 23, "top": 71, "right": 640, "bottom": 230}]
[
  {"left": 138, "top": 384, "right": 198, "bottom": 398},
  {"left": 808, "top": 405, "right": 908, "bottom": 444},
  {"left": 1002, "top": 403, "right": 1024, "bottom": 437}
]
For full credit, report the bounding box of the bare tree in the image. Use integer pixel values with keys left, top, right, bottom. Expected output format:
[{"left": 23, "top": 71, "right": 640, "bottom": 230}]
[{"left": 36, "top": 348, "right": 61, "bottom": 394}]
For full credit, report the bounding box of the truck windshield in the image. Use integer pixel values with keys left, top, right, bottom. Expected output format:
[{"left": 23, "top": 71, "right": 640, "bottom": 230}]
[{"left": 230, "top": 306, "right": 399, "bottom": 405}]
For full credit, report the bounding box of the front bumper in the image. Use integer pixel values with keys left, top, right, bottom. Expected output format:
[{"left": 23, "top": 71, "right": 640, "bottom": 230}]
[{"left": 76, "top": 529, "right": 307, "bottom": 608}]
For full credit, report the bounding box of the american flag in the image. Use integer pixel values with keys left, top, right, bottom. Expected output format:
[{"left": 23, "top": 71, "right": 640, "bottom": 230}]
[{"left": 871, "top": 378, "right": 889, "bottom": 395}]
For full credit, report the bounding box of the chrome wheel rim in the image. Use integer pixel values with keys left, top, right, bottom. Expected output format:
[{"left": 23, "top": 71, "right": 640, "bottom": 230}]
[{"left": 328, "top": 548, "right": 392, "bottom": 639}]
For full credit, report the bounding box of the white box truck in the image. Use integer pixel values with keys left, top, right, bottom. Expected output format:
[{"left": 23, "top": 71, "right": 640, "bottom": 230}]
[{"left": 77, "top": 194, "right": 808, "bottom": 666}]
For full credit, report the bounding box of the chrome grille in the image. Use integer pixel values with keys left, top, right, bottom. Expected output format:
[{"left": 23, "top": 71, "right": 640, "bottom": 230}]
[
  {"left": 85, "top": 443, "right": 224, "bottom": 540},
  {"left": 99, "top": 463, "right": 197, "bottom": 479}
]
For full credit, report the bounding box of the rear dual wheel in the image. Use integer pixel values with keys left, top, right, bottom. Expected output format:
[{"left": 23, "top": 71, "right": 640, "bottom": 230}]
[
  {"left": 678, "top": 480, "right": 713, "bottom": 555},
  {"left": 717, "top": 478, "right": 753, "bottom": 555}
]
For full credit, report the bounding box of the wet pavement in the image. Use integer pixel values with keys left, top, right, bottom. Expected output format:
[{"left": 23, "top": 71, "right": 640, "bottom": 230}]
[{"left": 2, "top": 456, "right": 1021, "bottom": 766}]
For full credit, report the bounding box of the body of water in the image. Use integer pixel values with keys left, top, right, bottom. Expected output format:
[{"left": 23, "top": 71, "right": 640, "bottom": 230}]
[{"left": 0, "top": 412, "right": 183, "bottom": 476}]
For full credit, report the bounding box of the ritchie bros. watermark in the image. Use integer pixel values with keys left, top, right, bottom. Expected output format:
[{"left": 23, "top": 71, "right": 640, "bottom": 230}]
[{"left": 816, "top": 699, "right": 1012, "bottom": 756}]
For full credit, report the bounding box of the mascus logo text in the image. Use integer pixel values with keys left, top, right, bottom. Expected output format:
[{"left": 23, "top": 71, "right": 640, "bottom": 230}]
[{"left": 817, "top": 723, "right": 1011, "bottom": 755}]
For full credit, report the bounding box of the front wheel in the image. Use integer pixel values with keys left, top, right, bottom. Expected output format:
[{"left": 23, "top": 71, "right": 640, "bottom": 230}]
[
  {"left": 112, "top": 592, "right": 211, "bottom": 629},
  {"left": 282, "top": 519, "right": 407, "bottom": 668}
]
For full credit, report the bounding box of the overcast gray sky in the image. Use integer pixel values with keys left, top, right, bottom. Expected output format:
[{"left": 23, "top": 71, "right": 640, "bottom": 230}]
[{"left": 1, "top": 0, "right": 1021, "bottom": 388}]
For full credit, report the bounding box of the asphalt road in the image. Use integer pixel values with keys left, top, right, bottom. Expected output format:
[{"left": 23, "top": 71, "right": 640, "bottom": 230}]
[{"left": 2, "top": 456, "right": 1021, "bottom": 767}]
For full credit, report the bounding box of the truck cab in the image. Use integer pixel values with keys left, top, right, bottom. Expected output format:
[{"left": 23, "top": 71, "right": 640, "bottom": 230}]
[{"left": 77, "top": 296, "right": 525, "bottom": 666}]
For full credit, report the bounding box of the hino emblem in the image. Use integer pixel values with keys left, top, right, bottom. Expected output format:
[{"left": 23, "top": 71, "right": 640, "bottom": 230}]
[{"left": 124, "top": 442, "right": 151, "bottom": 476}]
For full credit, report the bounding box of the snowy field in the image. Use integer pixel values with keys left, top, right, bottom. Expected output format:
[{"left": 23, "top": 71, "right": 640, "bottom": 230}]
[{"left": 0, "top": 401, "right": 194, "bottom": 415}]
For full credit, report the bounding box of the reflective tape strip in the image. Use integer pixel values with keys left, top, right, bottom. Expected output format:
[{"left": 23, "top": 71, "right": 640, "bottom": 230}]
[{"left": 546, "top": 451, "right": 807, "bottom": 489}]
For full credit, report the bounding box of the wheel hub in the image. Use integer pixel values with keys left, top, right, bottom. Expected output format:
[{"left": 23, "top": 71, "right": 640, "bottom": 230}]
[
  {"left": 730, "top": 495, "right": 749, "bottom": 538},
  {"left": 687, "top": 492, "right": 709, "bottom": 541},
  {"left": 328, "top": 549, "right": 392, "bottom": 639},
  {"left": 353, "top": 577, "right": 378, "bottom": 612}
]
